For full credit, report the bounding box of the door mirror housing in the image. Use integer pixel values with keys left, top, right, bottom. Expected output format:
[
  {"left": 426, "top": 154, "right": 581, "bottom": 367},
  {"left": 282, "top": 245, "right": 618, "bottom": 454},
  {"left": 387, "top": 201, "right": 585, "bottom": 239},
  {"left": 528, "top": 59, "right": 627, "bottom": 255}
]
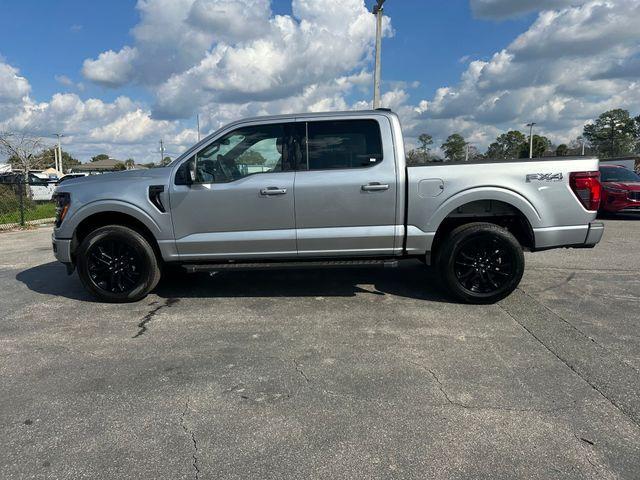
[{"left": 174, "top": 159, "right": 194, "bottom": 186}]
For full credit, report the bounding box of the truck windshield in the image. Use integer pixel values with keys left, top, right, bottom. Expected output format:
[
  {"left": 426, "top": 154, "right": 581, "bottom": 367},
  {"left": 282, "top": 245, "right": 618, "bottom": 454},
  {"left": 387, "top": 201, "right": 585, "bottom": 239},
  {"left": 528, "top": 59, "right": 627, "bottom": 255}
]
[{"left": 600, "top": 167, "right": 640, "bottom": 183}]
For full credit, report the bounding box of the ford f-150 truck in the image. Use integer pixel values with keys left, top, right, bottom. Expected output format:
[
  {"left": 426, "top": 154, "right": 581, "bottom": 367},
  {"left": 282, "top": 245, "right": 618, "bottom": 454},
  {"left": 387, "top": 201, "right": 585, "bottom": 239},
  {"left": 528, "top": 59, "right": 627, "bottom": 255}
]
[{"left": 52, "top": 110, "right": 604, "bottom": 304}]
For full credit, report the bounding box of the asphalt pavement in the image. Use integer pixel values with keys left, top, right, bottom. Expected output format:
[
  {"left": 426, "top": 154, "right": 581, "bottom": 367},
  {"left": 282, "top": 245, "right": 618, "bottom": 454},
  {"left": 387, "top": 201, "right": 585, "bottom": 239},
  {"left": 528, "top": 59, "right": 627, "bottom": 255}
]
[{"left": 1, "top": 218, "right": 639, "bottom": 479}]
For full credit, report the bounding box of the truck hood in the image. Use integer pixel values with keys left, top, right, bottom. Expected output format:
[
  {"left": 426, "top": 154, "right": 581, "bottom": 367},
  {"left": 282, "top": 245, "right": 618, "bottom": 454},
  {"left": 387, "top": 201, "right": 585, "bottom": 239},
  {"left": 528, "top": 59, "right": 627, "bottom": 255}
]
[{"left": 58, "top": 168, "right": 171, "bottom": 190}]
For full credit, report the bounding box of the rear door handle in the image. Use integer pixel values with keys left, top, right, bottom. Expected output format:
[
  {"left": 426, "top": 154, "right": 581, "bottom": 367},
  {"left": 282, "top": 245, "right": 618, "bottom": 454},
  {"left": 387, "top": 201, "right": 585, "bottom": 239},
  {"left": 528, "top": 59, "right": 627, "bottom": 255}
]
[
  {"left": 361, "top": 182, "right": 390, "bottom": 192},
  {"left": 260, "top": 187, "right": 287, "bottom": 196}
]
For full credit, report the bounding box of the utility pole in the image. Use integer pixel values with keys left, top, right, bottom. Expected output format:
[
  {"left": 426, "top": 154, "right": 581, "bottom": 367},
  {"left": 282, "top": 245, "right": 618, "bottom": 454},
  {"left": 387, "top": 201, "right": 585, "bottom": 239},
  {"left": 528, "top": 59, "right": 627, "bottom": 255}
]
[
  {"left": 581, "top": 139, "right": 585, "bottom": 156},
  {"left": 372, "top": 0, "right": 386, "bottom": 109},
  {"left": 526, "top": 123, "right": 536, "bottom": 159},
  {"left": 465, "top": 142, "right": 471, "bottom": 162},
  {"left": 197, "top": 114, "right": 201, "bottom": 142},
  {"left": 53, "top": 133, "right": 64, "bottom": 174},
  {"left": 159, "top": 139, "right": 165, "bottom": 165}
]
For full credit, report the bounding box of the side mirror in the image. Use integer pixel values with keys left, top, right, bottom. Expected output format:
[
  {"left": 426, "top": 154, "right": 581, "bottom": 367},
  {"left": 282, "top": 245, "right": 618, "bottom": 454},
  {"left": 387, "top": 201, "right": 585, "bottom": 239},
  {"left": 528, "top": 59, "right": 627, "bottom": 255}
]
[{"left": 174, "top": 160, "right": 194, "bottom": 186}]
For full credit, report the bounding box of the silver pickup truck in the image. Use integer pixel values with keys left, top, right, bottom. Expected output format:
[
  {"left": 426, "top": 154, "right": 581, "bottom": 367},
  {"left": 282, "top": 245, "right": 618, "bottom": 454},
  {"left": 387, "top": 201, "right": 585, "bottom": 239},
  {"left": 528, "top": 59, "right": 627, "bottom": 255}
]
[{"left": 52, "top": 109, "right": 603, "bottom": 304}]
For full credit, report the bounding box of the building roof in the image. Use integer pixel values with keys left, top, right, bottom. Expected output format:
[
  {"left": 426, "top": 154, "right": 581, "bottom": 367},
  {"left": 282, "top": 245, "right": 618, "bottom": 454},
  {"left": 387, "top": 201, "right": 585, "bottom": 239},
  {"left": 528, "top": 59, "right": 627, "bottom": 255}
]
[{"left": 73, "top": 158, "right": 123, "bottom": 171}]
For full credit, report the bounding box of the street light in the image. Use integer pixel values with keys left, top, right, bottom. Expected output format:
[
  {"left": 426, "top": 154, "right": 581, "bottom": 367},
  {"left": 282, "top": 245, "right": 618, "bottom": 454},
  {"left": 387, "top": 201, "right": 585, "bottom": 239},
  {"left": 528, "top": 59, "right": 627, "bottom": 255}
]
[
  {"left": 52, "top": 133, "right": 64, "bottom": 174},
  {"left": 372, "top": 0, "right": 386, "bottom": 109},
  {"left": 526, "top": 123, "right": 536, "bottom": 159}
]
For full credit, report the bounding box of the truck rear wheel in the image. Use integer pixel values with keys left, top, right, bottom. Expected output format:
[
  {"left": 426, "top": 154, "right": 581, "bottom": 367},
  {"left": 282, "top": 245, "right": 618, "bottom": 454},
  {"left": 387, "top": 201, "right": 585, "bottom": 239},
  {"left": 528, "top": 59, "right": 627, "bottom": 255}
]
[
  {"left": 76, "top": 225, "right": 161, "bottom": 303},
  {"left": 435, "top": 222, "right": 524, "bottom": 304}
]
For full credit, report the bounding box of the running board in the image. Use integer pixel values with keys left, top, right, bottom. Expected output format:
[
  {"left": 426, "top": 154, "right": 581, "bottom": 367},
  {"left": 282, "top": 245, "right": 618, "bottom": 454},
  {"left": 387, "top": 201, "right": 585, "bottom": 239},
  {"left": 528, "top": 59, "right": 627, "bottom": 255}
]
[{"left": 182, "top": 259, "right": 399, "bottom": 273}]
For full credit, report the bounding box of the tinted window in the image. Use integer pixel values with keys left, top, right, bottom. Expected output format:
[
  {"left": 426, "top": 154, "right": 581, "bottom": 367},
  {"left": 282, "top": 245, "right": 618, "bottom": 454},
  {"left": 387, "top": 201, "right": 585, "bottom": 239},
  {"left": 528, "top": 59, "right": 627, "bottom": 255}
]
[
  {"left": 600, "top": 167, "right": 640, "bottom": 183},
  {"left": 191, "top": 123, "right": 302, "bottom": 184},
  {"left": 305, "top": 120, "right": 383, "bottom": 170}
]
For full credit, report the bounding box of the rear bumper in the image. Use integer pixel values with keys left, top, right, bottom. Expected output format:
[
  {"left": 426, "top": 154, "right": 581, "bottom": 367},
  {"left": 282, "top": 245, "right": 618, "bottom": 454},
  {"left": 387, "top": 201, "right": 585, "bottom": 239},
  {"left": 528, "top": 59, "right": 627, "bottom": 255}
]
[
  {"left": 583, "top": 221, "right": 604, "bottom": 247},
  {"left": 52, "top": 233, "right": 73, "bottom": 264},
  {"left": 533, "top": 221, "right": 604, "bottom": 250}
]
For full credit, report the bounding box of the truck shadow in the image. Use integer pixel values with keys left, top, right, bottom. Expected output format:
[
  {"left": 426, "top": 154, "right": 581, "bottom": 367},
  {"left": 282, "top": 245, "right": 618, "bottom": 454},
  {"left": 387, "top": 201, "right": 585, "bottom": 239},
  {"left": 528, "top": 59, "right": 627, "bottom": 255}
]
[{"left": 17, "top": 260, "right": 453, "bottom": 303}]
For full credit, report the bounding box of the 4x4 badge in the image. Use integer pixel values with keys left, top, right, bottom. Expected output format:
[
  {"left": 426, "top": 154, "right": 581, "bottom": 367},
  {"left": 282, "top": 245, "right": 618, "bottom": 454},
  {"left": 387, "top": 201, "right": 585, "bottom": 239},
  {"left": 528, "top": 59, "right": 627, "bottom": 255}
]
[{"left": 526, "top": 173, "right": 563, "bottom": 183}]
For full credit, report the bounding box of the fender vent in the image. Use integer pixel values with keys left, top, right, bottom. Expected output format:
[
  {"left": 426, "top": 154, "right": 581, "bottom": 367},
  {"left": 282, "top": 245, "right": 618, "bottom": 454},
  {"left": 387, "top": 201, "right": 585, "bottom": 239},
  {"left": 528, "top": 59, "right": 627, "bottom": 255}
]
[{"left": 149, "top": 185, "right": 166, "bottom": 212}]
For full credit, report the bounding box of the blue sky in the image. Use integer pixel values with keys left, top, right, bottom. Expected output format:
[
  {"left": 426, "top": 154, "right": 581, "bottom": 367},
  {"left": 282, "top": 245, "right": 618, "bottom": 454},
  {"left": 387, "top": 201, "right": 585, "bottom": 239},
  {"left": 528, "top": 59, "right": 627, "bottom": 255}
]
[
  {"left": 0, "top": 0, "right": 532, "bottom": 108},
  {"left": 0, "top": 0, "right": 637, "bottom": 162}
]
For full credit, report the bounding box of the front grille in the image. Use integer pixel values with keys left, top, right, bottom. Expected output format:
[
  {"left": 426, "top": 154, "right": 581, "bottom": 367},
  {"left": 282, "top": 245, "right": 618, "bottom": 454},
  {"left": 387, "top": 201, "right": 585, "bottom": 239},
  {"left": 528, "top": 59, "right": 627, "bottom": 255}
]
[{"left": 628, "top": 191, "right": 640, "bottom": 201}]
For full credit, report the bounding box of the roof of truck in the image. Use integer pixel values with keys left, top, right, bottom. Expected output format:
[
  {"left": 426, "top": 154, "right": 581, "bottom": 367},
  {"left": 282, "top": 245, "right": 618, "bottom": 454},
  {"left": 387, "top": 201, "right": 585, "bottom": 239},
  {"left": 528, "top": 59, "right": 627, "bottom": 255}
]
[{"left": 222, "top": 109, "right": 397, "bottom": 125}]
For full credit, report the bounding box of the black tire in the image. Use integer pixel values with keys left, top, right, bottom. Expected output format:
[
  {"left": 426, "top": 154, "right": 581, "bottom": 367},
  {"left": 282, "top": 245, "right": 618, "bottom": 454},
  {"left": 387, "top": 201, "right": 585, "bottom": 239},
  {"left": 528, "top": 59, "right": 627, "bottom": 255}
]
[
  {"left": 76, "top": 225, "right": 161, "bottom": 303},
  {"left": 435, "top": 222, "right": 524, "bottom": 304}
]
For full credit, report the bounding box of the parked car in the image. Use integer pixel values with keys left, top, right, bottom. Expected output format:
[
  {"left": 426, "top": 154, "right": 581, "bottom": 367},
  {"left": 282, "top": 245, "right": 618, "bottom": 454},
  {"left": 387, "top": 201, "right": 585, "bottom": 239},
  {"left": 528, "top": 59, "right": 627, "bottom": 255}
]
[
  {"left": 28, "top": 174, "right": 57, "bottom": 201},
  {"left": 0, "top": 172, "right": 57, "bottom": 201},
  {"left": 599, "top": 165, "right": 640, "bottom": 214},
  {"left": 52, "top": 110, "right": 604, "bottom": 304}
]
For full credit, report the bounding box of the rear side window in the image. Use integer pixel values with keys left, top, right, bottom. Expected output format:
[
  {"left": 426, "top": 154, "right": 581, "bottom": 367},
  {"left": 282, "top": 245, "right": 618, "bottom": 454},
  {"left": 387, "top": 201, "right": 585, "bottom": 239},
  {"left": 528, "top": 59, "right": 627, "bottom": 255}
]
[{"left": 305, "top": 120, "right": 383, "bottom": 170}]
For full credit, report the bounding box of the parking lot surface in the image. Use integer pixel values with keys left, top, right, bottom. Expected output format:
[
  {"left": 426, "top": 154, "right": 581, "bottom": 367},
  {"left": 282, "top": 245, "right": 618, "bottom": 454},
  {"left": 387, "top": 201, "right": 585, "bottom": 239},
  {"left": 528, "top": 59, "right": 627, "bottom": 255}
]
[{"left": 1, "top": 218, "right": 640, "bottom": 479}]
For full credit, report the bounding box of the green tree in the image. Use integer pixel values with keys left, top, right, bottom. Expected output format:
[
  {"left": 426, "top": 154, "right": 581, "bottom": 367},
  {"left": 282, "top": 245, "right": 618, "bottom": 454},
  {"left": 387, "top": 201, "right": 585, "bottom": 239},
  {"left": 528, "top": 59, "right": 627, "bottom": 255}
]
[
  {"left": 91, "top": 153, "right": 110, "bottom": 162},
  {"left": 486, "top": 130, "right": 527, "bottom": 160},
  {"left": 441, "top": 134, "right": 467, "bottom": 162},
  {"left": 523, "top": 135, "right": 552, "bottom": 158},
  {"left": 124, "top": 158, "right": 135, "bottom": 170},
  {"left": 113, "top": 162, "right": 126, "bottom": 171},
  {"left": 406, "top": 133, "right": 434, "bottom": 166},
  {"left": 38, "top": 147, "right": 80, "bottom": 172},
  {"left": 418, "top": 133, "right": 433, "bottom": 156},
  {"left": 583, "top": 109, "right": 638, "bottom": 158},
  {"left": 556, "top": 144, "right": 569, "bottom": 156},
  {"left": 161, "top": 156, "right": 172, "bottom": 166}
]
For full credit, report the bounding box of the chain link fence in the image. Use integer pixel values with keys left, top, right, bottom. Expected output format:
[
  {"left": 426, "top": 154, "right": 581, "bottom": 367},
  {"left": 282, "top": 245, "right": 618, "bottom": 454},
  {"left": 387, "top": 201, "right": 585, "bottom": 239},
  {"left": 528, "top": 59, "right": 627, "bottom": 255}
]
[{"left": 0, "top": 175, "right": 56, "bottom": 231}]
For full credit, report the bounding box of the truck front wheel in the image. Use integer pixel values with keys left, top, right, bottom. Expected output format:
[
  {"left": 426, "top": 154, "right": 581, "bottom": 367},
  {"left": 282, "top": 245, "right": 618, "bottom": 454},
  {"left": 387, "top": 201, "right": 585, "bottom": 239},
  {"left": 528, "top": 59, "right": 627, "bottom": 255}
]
[
  {"left": 76, "top": 225, "right": 161, "bottom": 303},
  {"left": 436, "top": 222, "right": 524, "bottom": 304}
]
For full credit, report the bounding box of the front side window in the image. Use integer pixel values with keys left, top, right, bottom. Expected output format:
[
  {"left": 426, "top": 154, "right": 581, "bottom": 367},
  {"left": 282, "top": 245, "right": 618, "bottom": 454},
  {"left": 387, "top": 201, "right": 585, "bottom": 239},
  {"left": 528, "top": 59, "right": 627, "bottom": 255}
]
[
  {"left": 305, "top": 119, "right": 383, "bottom": 171},
  {"left": 186, "top": 123, "right": 300, "bottom": 184}
]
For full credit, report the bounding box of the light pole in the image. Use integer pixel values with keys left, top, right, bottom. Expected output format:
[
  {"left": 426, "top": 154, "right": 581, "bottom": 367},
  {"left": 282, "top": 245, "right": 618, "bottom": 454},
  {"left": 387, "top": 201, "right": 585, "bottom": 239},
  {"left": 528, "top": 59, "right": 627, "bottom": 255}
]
[
  {"left": 197, "top": 114, "right": 201, "bottom": 142},
  {"left": 159, "top": 139, "right": 165, "bottom": 165},
  {"left": 52, "top": 133, "right": 64, "bottom": 174},
  {"left": 526, "top": 123, "right": 536, "bottom": 159},
  {"left": 372, "top": 0, "right": 386, "bottom": 109},
  {"left": 465, "top": 142, "right": 471, "bottom": 162}
]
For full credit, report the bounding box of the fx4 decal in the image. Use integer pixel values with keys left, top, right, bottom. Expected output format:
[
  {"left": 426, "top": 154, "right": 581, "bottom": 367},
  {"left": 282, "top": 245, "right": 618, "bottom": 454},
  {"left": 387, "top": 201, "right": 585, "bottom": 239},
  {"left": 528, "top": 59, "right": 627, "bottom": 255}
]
[{"left": 526, "top": 173, "right": 563, "bottom": 183}]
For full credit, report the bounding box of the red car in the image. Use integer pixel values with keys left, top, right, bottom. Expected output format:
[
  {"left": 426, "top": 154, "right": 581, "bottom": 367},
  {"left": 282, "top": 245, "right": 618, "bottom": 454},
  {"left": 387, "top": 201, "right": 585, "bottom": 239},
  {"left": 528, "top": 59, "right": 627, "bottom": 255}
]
[{"left": 599, "top": 164, "right": 640, "bottom": 214}]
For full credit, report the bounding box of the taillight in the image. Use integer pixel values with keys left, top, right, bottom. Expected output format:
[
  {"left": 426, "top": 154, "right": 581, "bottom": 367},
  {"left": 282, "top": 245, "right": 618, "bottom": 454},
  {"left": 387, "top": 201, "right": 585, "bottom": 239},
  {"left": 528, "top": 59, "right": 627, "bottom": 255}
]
[
  {"left": 569, "top": 171, "right": 601, "bottom": 211},
  {"left": 53, "top": 192, "right": 71, "bottom": 227}
]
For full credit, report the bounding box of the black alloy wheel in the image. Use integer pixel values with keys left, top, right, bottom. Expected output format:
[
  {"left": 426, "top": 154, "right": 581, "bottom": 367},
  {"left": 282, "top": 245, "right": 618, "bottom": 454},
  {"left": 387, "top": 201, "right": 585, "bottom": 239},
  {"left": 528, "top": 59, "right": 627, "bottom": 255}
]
[
  {"left": 436, "top": 222, "right": 525, "bottom": 304},
  {"left": 453, "top": 234, "right": 516, "bottom": 294},
  {"left": 86, "top": 238, "right": 143, "bottom": 294},
  {"left": 76, "top": 225, "right": 161, "bottom": 302}
]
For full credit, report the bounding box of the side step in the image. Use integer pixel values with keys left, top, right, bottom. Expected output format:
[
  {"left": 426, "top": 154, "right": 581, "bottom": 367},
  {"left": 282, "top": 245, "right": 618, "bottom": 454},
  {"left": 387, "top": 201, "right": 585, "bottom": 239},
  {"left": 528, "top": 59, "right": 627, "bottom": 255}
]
[{"left": 182, "top": 259, "right": 399, "bottom": 273}]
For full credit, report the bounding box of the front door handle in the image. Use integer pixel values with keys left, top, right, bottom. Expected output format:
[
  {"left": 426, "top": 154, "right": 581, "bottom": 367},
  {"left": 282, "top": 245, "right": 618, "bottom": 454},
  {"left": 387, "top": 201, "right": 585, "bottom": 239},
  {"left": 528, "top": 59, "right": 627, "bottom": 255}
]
[
  {"left": 260, "top": 187, "right": 287, "bottom": 196},
  {"left": 361, "top": 182, "right": 390, "bottom": 192}
]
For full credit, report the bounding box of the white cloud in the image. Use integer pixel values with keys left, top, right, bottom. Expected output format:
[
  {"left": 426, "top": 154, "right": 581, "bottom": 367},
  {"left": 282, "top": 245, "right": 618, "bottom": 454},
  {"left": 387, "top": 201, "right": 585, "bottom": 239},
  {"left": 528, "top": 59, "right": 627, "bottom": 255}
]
[
  {"left": 82, "top": 47, "right": 138, "bottom": 87},
  {"left": 3, "top": 0, "right": 640, "bottom": 164},
  {"left": 0, "top": 61, "right": 31, "bottom": 124},
  {"left": 82, "top": 0, "right": 390, "bottom": 119},
  {"left": 410, "top": 0, "right": 640, "bottom": 148}
]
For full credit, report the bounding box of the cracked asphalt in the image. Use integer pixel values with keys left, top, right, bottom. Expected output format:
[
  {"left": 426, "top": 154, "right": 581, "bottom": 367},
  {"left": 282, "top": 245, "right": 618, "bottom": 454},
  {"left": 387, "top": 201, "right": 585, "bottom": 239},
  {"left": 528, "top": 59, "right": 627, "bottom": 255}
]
[{"left": 1, "top": 217, "right": 640, "bottom": 479}]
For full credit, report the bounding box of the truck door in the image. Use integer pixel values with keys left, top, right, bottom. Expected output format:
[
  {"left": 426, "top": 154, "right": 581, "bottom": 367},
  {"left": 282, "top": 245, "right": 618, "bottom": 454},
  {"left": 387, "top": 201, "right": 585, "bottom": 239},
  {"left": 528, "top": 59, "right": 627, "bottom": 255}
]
[
  {"left": 170, "top": 121, "right": 304, "bottom": 260},
  {"left": 294, "top": 117, "right": 398, "bottom": 257}
]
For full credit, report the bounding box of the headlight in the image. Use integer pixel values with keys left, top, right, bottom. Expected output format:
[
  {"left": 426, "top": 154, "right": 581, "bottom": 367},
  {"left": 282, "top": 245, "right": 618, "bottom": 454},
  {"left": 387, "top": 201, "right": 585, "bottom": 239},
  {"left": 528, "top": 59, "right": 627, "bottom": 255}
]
[
  {"left": 603, "top": 185, "right": 627, "bottom": 194},
  {"left": 53, "top": 192, "right": 70, "bottom": 227}
]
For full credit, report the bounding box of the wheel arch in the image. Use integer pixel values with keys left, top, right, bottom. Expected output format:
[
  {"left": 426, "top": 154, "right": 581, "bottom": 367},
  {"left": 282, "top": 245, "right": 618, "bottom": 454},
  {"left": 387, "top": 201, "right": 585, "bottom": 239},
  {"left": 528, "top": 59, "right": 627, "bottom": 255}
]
[
  {"left": 427, "top": 188, "right": 539, "bottom": 262},
  {"left": 71, "top": 209, "right": 162, "bottom": 264}
]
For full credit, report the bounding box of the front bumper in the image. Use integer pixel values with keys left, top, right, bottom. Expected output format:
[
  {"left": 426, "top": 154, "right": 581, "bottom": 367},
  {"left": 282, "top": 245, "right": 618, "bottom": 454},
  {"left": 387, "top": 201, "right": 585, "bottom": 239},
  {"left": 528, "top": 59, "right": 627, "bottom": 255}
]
[{"left": 52, "top": 232, "right": 73, "bottom": 264}]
